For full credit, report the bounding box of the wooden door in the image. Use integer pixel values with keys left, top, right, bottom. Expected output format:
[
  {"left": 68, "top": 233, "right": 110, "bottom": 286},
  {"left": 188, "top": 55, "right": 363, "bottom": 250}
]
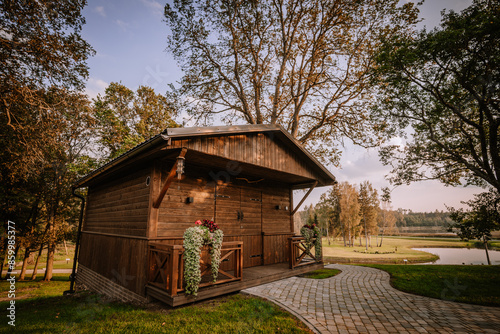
[
  {"left": 215, "top": 183, "right": 263, "bottom": 268},
  {"left": 240, "top": 187, "right": 262, "bottom": 267}
]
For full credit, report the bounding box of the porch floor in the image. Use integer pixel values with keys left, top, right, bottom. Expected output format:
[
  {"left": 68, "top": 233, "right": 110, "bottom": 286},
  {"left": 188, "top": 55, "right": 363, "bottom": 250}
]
[{"left": 146, "top": 262, "right": 324, "bottom": 307}]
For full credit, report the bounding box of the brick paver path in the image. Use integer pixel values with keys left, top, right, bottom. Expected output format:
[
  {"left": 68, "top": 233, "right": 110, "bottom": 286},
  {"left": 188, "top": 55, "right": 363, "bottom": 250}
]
[{"left": 242, "top": 264, "right": 500, "bottom": 333}]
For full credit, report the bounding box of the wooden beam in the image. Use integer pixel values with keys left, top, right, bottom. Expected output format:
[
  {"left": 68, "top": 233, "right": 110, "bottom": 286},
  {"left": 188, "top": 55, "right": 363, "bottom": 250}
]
[
  {"left": 153, "top": 148, "right": 187, "bottom": 209},
  {"left": 291, "top": 181, "right": 318, "bottom": 215}
]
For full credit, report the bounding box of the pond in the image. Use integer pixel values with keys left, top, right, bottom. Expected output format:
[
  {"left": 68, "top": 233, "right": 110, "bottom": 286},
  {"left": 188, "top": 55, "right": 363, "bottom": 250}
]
[{"left": 413, "top": 247, "right": 500, "bottom": 265}]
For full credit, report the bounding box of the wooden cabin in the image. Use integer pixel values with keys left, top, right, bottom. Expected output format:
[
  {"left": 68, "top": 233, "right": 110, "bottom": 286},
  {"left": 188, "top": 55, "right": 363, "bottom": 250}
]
[{"left": 74, "top": 125, "right": 336, "bottom": 306}]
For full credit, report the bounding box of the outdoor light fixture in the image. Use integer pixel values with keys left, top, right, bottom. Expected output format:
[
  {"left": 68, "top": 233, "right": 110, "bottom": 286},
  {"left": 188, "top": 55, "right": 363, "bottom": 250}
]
[{"left": 176, "top": 156, "right": 185, "bottom": 180}]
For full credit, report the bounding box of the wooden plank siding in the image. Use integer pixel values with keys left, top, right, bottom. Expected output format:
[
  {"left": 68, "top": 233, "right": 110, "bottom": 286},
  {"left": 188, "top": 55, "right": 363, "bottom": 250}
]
[
  {"left": 155, "top": 168, "right": 293, "bottom": 268},
  {"left": 78, "top": 233, "right": 148, "bottom": 296},
  {"left": 168, "top": 133, "right": 317, "bottom": 181},
  {"left": 84, "top": 167, "right": 151, "bottom": 236}
]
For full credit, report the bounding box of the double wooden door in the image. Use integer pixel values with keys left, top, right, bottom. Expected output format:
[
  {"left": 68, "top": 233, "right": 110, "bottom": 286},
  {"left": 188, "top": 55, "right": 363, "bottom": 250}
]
[{"left": 215, "top": 183, "right": 263, "bottom": 267}]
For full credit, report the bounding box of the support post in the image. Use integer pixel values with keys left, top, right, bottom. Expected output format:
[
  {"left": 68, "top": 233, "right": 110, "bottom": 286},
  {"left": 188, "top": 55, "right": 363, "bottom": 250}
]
[{"left": 291, "top": 181, "right": 318, "bottom": 215}]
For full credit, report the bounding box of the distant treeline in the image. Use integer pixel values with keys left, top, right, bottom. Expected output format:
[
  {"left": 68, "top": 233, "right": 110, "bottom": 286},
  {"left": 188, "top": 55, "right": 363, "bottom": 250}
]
[{"left": 395, "top": 211, "right": 453, "bottom": 228}]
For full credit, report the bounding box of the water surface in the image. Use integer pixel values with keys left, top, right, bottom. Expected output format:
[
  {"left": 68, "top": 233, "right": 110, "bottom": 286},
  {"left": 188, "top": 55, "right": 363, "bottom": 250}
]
[{"left": 413, "top": 247, "right": 500, "bottom": 265}]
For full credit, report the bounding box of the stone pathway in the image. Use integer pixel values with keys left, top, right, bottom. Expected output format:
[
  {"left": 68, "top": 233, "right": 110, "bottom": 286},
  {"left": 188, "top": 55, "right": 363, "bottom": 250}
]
[{"left": 242, "top": 264, "right": 500, "bottom": 334}]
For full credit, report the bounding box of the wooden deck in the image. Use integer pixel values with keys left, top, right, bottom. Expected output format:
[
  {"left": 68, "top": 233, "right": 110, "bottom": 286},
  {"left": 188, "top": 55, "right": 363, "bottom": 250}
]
[{"left": 146, "top": 262, "right": 324, "bottom": 307}]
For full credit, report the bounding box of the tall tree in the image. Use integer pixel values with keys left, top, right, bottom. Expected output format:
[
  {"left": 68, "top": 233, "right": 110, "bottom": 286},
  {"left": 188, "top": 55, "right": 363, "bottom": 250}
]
[
  {"left": 164, "top": 0, "right": 420, "bottom": 163},
  {"left": 377, "top": 187, "right": 396, "bottom": 247},
  {"left": 338, "top": 182, "right": 360, "bottom": 247},
  {"left": 358, "top": 181, "right": 379, "bottom": 250},
  {"left": 0, "top": 0, "right": 94, "bottom": 128},
  {"left": 448, "top": 189, "right": 500, "bottom": 265},
  {"left": 94, "top": 82, "right": 179, "bottom": 160},
  {"left": 371, "top": 0, "right": 500, "bottom": 192}
]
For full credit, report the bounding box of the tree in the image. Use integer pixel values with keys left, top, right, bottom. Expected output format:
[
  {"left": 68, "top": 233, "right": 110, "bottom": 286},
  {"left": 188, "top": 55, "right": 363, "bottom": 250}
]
[
  {"left": 338, "top": 182, "right": 360, "bottom": 247},
  {"left": 164, "top": 0, "right": 420, "bottom": 163},
  {"left": 358, "top": 181, "right": 379, "bottom": 250},
  {"left": 94, "top": 82, "right": 179, "bottom": 160},
  {"left": 371, "top": 0, "right": 500, "bottom": 191},
  {"left": 0, "top": 0, "right": 94, "bottom": 128},
  {"left": 448, "top": 189, "right": 500, "bottom": 265},
  {"left": 377, "top": 187, "right": 396, "bottom": 247},
  {"left": 316, "top": 184, "right": 341, "bottom": 245}
]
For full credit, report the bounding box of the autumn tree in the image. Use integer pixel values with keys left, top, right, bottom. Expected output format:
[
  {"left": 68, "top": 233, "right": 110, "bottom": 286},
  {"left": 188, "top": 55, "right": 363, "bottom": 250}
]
[
  {"left": 337, "top": 182, "right": 360, "bottom": 247},
  {"left": 371, "top": 0, "right": 500, "bottom": 193},
  {"left": 0, "top": 0, "right": 94, "bottom": 128},
  {"left": 358, "top": 181, "right": 379, "bottom": 250},
  {"left": 377, "top": 187, "right": 396, "bottom": 247},
  {"left": 94, "top": 82, "right": 179, "bottom": 160},
  {"left": 164, "top": 0, "right": 420, "bottom": 163},
  {"left": 316, "top": 185, "right": 341, "bottom": 244}
]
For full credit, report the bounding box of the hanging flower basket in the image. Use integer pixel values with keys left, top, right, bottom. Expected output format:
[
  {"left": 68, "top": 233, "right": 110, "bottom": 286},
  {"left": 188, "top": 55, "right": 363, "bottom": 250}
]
[
  {"left": 300, "top": 223, "right": 322, "bottom": 260},
  {"left": 183, "top": 219, "right": 223, "bottom": 296}
]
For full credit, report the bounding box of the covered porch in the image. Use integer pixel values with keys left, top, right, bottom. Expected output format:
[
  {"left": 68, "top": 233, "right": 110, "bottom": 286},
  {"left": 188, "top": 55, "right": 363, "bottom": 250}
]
[{"left": 146, "top": 237, "right": 323, "bottom": 307}]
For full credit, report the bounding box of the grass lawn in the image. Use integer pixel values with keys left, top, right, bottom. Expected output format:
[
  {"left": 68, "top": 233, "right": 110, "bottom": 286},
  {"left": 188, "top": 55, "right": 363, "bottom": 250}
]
[
  {"left": 0, "top": 274, "right": 311, "bottom": 333},
  {"left": 364, "top": 264, "right": 500, "bottom": 307},
  {"left": 322, "top": 236, "right": 476, "bottom": 264},
  {"left": 298, "top": 268, "right": 341, "bottom": 279}
]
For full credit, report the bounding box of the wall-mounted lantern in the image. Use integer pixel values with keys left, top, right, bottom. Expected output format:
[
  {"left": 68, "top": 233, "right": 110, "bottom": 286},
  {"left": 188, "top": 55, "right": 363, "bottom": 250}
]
[{"left": 176, "top": 156, "right": 185, "bottom": 180}]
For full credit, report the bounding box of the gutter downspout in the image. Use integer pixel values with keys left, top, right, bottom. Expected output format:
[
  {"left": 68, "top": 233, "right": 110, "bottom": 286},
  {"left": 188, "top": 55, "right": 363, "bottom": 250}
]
[{"left": 65, "top": 187, "right": 85, "bottom": 294}]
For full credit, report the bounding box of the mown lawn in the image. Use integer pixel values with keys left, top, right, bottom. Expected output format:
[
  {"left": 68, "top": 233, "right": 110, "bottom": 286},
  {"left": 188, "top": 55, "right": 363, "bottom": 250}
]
[
  {"left": 298, "top": 268, "right": 341, "bottom": 279},
  {"left": 364, "top": 264, "right": 500, "bottom": 307},
  {"left": 0, "top": 274, "right": 311, "bottom": 333}
]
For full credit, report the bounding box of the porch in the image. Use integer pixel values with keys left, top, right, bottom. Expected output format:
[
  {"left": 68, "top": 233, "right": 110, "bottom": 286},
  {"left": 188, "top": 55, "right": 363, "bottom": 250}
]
[{"left": 146, "top": 237, "right": 323, "bottom": 307}]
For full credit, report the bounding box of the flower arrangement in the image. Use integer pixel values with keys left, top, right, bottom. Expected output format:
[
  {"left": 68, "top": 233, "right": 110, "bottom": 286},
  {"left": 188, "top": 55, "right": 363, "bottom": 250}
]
[
  {"left": 300, "top": 223, "right": 322, "bottom": 260},
  {"left": 183, "top": 219, "right": 223, "bottom": 296}
]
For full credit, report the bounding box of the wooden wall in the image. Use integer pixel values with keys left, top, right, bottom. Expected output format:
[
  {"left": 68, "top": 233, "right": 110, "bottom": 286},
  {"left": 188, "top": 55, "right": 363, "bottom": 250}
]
[
  {"left": 168, "top": 133, "right": 317, "bottom": 180},
  {"left": 78, "top": 233, "right": 148, "bottom": 296},
  {"left": 84, "top": 167, "right": 151, "bottom": 237},
  {"left": 155, "top": 167, "right": 293, "bottom": 267}
]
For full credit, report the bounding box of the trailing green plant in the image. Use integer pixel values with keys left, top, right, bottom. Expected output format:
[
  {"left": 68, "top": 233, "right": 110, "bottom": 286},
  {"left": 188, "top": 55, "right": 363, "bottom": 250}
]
[
  {"left": 183, "top": 220, "right": 224, "bottom": 296},
  {"left": 300, "top": 224, "right": 322, "bottom": 260}
]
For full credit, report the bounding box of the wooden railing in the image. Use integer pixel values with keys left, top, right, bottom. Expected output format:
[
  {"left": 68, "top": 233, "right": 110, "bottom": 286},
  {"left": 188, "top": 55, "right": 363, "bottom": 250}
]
[
  {"left": 288, "top": 236, "right": 322, "bottom": 269},
  {"left": 148, "top": 241, "right": 243, "bottom": 297}
]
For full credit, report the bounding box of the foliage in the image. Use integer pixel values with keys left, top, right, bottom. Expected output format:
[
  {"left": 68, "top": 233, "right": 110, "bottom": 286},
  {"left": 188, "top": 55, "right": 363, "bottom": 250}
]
[
  {"left": 396, "top": 210, "right": 454, "bottom": 227},
  {"left": 448, "top": 189, "right": 500, "bottom": 264},
  {"left": 164, "top": 0, "right": 420, "bottom": 164},
  {"left": 338, "top": 182, "right": 361, "bottom": 246},
  {"left": 371, "top": 0, "right": 500, "bottom": 191},
  {"left": 94, "top": 82, "right": 179, "bottom": 160},
  {"left": 358, "top": 181, "right": 379, "bottom": 237},
  {"left": 366, "top": 264, "right": 500, "bottom": 307},
  {"left": 183, "top": 221, "right": 224, "bottom": 296},
  {"left": 0, "top": 88, "right": 97, "bottom": 280},
  {"left": 0, "top": 0, "right": 94, "bottom": 128},
  {"left": 300, "top": 223, "right": 322, "bottom": 260}
]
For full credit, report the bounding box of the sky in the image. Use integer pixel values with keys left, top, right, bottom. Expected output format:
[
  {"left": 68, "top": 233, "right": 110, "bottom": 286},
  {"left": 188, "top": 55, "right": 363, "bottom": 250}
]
[{"left": 81, "top": 0, "right": 480, "bottom": 212}]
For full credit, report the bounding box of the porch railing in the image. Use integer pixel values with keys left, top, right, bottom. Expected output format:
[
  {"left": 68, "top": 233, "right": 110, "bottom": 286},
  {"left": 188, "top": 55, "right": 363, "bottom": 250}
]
[
  {"left": 148, "top": 241, "right": 243, "bottom": 297},
  {"left": 288, "top": 236, "right": 322, "bottom": 269}
]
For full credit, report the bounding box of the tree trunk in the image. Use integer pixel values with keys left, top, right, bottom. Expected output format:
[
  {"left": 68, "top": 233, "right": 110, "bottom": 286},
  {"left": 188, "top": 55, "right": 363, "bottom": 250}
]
[
  {"left": 484, "top": 236, "right": 491, "bottom": 265},
  {"left": 31, "top": 243, "right": 44, "bottom": 280},
  {"left": 19, "top": 248, "right": 31, "bottom": 280},
  {"left": 44, "top": 211, "right": 56, "bottom": 281},
  {"left": 379, "top": 229, "right": 385, "bottom": 247}
]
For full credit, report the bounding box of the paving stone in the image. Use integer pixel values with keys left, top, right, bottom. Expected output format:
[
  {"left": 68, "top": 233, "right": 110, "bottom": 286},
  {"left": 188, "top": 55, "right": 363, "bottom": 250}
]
[{"left": 242, "top": 264, "right": 500, "bottom": 334}]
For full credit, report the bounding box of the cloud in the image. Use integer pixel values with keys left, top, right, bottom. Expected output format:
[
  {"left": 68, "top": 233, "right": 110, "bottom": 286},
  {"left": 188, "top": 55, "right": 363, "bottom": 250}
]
[
  {"left": 94, "top": 6, "right": 106, "bottom": 17},
  {"left": 115, "top": 19, "right": 129, "bottom": 32},
  {"left": 85, "top": 78, "right": 108, "bottom": 99},
  {"left": 141, "top": 0, "right": 163, "bottom": 16}
]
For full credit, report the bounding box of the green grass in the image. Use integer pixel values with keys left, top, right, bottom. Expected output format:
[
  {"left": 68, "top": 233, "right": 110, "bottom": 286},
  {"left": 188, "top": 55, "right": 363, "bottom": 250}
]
[
  {"left": 0, "top": 274, "right": 311, "bottom": 333},
  {"left": 364, "top": 264, "right": 500, "bottom": 307},
  {"left": 298, "top": 268, "right": 341, "bottom": 279}
]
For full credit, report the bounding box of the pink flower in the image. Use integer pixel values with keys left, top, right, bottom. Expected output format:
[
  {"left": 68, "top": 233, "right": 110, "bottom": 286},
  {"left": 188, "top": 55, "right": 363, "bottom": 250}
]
[{"left": 195, "top": 220, "right": 202, "bottom": 225}]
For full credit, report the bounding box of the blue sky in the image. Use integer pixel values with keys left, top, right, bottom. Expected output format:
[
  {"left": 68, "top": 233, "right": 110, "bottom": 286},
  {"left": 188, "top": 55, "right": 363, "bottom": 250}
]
[{"left": 81, "top": 0, "right": 480, "bottom": 212}]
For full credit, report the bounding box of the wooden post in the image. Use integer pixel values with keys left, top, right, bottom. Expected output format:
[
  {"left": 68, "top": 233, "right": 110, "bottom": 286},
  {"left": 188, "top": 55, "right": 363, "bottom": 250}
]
[
  {"left": 170, "top": 247, "right": 180, "bottom": 296},
  {"left": 292, "top": 181, "right": 318, "bottom": 215}
]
